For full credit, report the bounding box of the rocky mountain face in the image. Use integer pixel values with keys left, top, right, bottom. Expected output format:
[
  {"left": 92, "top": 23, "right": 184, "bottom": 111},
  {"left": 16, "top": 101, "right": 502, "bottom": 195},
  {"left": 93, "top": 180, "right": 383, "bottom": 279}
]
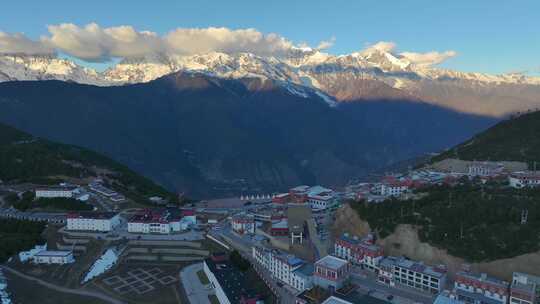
[
  {"left": 2, "top": 48, "right": 540, "bottom": 117},
  {"left": 0, "top": 72, "right": 495, "bottom": 197}
]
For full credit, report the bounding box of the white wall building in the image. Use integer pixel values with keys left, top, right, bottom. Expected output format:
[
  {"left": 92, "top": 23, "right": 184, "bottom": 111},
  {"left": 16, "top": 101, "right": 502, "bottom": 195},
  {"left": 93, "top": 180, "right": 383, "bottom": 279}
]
[
  {"left": 128, "top": 208, "right": 195, "bottom": 234},
  {"left": 509, "top": 172, "right": 540, "bottom": 189},
  {"left": 66, "top": 212, "right": 120, "bottom": 232},
  {"left": 380, "top": 183, "right": 408, "bottom": 197},
  {"left": 510, "top": 272, "right": 540, "bottom": 304},
  {"left": 231, "top": 213, "right": 255, "bottom": 235},
  {"left": 252, "top": 246, "right": 313, "bottom": 292},
  {"left": 32, "top": 251, "right": 75, "bottom": 265},
  {"left": 35, "top": 186, "right": 76, "bottom": 199}
]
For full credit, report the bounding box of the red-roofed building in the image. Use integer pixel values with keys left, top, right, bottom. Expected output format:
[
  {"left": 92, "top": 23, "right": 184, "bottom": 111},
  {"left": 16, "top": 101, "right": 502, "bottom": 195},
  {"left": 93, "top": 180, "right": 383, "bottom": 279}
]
[{"left": 334, "top": 233, "right": 383, "bottom": 271}]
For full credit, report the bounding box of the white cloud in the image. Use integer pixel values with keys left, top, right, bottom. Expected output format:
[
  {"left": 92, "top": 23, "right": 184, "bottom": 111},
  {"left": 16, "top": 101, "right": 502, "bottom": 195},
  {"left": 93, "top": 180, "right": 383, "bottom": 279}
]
[
  {"left": 361, "top": 40, "right": 456, "bottom": 67},
  {"left": 361, "top": 41, "right": 397, "bottom": 54},
  {"left": 399, "top": 50, "right": 457, "bottom": 67},
  {"left": 0, "top": 25, "right": 457, "bottom": 68},
  {"left": 0, "top": 31, "right": 54, "bottom": 55},
  {"left": 164, "top": 27, "right": 299, "bottom": 57},
  {"left": 44, "top": 23, "right": 165, "bottom": 62}
]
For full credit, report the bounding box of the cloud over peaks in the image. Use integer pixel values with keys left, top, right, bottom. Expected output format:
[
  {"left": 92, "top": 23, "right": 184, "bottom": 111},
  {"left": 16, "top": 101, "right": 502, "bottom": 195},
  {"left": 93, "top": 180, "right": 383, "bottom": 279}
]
[
  {"left": 0, "top": 32, "right": 54, "bottom": 55},
  {"left": 400, "top": 50, "right": 457, "bottom": 67},
  {"left": 45, "top": 23, "right": 165, "bottom": 62}
]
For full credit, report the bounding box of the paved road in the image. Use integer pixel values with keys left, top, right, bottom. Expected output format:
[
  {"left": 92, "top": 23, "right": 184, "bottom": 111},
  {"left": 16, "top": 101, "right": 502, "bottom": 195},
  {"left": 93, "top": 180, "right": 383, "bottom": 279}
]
[
  {"left": 180, "top": 263, "right": 212, "bottom": 304},
  {"left": 352, "top": 270, "right": 435, "bottom": 304},
  {"left": 1, "top": 265, "right": 125, "bottom": 304}
]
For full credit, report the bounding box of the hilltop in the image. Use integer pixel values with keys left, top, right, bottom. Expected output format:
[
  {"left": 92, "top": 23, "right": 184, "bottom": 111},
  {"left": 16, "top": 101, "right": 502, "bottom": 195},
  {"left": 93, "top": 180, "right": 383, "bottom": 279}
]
[
  {"left": 432, "top": 110, "right": 540, "bottom": 165},
  {"left": 0, "top": 122, "right": 176, "bottom": 204}
]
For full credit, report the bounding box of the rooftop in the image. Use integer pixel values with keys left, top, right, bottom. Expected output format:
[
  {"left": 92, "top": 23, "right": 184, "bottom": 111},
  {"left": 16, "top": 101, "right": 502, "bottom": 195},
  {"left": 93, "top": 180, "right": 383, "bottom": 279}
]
[
  {"left": 205, "top": 257, "right": 260, "bottom": 303},
  {"left": 457, "top": 271, "right": 508, "bottom": 289},
  {"left": 316, "top": 255, "right": 348, "bottom": 270},
  {"left": 294, "top": 263, "right": 315, "bottom": 277},
  {"left": 35, "top": 250, "right": 72, "bottom": 257},
  {"left": 129, "top": 208, "right": 183, "bottom": 224},
  {"left": 67, "top": 211, "right": 118, "bottom": 220},
  {"left": 394, "top": 257, "right": 447, "bottom": 278}
]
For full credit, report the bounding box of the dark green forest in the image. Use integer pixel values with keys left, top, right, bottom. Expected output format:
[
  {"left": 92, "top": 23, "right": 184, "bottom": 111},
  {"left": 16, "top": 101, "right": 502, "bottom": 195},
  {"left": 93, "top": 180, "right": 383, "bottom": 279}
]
[
  {"left": 0, "top": 122, "right": 176, "bottom": 204},
  {"left": 433, "top": 110, "right": 540, "bottom": 164},
  {"left": 0, "top": 219, "right": 45, "bottom": 263}
]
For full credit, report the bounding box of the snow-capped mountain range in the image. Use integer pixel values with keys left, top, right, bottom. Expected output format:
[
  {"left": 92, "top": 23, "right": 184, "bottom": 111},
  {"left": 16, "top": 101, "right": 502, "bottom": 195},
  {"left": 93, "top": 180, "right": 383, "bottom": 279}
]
[{"left": 2, "top": 48, "right": 540, "bottom": 116}]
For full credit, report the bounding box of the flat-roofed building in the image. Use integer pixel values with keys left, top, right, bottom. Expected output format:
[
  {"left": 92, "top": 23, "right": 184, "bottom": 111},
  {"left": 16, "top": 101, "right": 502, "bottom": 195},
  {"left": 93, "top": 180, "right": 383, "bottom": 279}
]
[
  {"left": 454, "top": 271, "right": 509, "bottom": 304},
  {"left": 391, "top": 257, "right": 447, "bottom": 294},
  {"left": 313, "top": 255, "right": 351, "bottom": 290},
  {"left": 510, "top": 272, "right": 540, "bottom": 304},
  {"left": 66, "top": 212, "right": 120, "bottom": 232},
  {"left": 509, "top": 172, "right": 540, "bottom": 189},
  {"left": 35, "top": 186, "right": 76, "bottom": 198},
  {"left": 32, "top": 251, "right": 74, "bottom": 265}
]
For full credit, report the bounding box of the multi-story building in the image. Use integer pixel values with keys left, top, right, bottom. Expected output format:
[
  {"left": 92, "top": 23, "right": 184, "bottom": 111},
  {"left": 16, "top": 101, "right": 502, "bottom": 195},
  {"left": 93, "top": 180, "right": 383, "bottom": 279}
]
[
  {"left": 434, "top": 290, "right": 466, "bottom": 304},
  {"left": 380, "top": 182, "right": 409, "bottom": 197},
  {"left": 377, "top": 256, "right": 398, "bottom": 287},
  {"left": 231, "top": 213, "right": 255, "bottom": 235},
  {"left": 35, "top": 186, "right": 76, "bottom": 199},
  {"left": 468, "top": 162, "right": 505, "bottom": 177},
  {"left": 277, "top": 185, "right": 338, "bottom": 210},
  {"left": 128, "top": 208, "right": 195, "bottom": 234},
  {"left": 32, "top": 251, "right": 75, "bottom": 264},
  {"left": 379, "top": 256, "right": 447, "bottom": 294},
  {"left": 395, "top": 258, "right": 447, "bottom": 294},
  {"left": 313, "top": 255, "right": 351, "bottom": 290},
  {"left": 454, "top": 271, "right": 509, "bottom": 304},
  {"left": 334, "top": 233, "right": 383, "bottom": 271},
  {"left": 252, "top": 246, "right": 313, "bottom": 292},
  {"left": 66, "top": 212, "right": 120, "bottom": 232},
  {"left": 509, "top": 172, "right": 540, "bottom": 189},
  {"left": 510, "top": 272, "right": 540, "bottom": 304}
]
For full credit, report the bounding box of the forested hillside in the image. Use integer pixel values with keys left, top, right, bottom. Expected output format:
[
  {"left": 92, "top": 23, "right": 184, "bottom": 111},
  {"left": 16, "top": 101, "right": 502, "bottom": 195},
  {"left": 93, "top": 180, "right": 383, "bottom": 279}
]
[
  {"left": 433, "top": 110, "right": 540, "bottom": 164},
  {"left": 351, "top": 181, "right": 540, "bottom": 262},
  {"left": 0, "top": 122, "right": 176, "bottom": 203}
]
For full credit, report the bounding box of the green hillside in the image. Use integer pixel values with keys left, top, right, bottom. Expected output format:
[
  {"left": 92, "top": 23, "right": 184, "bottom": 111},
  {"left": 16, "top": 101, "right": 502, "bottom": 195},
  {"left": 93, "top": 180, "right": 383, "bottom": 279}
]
[
  {"left": 351, "top": 181, "right": 540, "bottom": 262},
  {"left": 432, "top": 110, "right": 540, "bottom": 164},
  {"left": 0, "top": 122, "right": 176, "bottom": 204}
]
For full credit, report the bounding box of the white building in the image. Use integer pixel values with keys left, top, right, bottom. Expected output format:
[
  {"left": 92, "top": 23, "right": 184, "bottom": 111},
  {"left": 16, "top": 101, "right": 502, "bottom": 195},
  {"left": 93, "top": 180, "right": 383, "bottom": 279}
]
[
  {"left": 66, "top": 212, "right": 120, "bottom": 232},
  {"left": 510, "top": 272, "right": 540, "bottom": 304},
  {"left": 468, "top": 162, "right": 504, "bottom": 177},
  {"left": 388, "top": 257, "right": 447, "bottom": 294},
  {"left": 509, "top": 172, "right": 540, "bottom": 189},
  {"left": 32, "top": 251, "right": 75, "bottom": 264},
  {"left": 18, "top": 244, "right": 47, "bottom": 262},
  {"left": 127, "top": 208, "right": 195, "bottom": 234},
  {"left": 231, "top": 213, "right": 255, "bottom": 235},
  {"left": 380, "top": 182, "right": 409, "bottom": 197},
  {"left": 252, "top": 246, "right": 313, "bottom": 292},
  {"left": 35, "top": 186, "right": 76, "bottom": 199}
]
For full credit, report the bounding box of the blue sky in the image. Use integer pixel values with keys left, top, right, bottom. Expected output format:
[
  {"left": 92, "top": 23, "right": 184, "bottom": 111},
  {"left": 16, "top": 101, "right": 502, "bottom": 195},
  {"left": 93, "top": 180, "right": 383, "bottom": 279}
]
[{"left": 1, "top": 0, "right": 538, "bottom": 75}]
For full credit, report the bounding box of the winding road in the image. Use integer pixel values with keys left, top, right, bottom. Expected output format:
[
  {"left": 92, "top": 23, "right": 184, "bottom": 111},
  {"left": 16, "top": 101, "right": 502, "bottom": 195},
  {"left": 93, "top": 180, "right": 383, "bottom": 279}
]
[{"left": 0, "top": 265, "right": 125, "bottom": 304}]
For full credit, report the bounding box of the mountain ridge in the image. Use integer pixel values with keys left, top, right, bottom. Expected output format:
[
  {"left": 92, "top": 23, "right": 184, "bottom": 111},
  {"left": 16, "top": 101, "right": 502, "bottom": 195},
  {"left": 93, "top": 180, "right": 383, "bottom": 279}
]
[
  {"left": 2, "top": 49, "right": 540, "bottom": 116},
  {"left": 0, "top": 72, "right": 496, "bottom": 197}
]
